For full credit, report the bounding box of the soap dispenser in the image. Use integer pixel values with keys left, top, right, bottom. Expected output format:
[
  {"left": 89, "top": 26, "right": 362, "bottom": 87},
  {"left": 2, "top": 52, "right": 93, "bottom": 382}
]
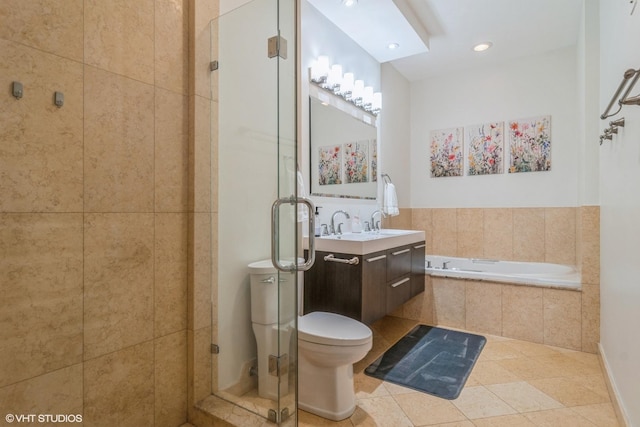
[
  {"left": 314, "top": 206, "right": 322, "bottom": 237},
  {"left": 352, "top": 209, "right": 362, "bottom": 233}
]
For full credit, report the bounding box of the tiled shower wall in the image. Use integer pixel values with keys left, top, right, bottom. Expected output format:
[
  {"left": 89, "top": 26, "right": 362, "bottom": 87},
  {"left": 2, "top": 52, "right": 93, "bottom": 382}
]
[
  {"left": 385, "top": 206, "right": 600, "bottom": 353},
  {"left": 0, "top": 1, "right": 189, "bottom": 426}
]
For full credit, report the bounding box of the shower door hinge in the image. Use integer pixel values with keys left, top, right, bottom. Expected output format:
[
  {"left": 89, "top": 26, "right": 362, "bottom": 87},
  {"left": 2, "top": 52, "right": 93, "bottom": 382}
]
[
  {"left": 211, "top": 344, "right": 220, "bottom": 354},
  {"left": 267, "top": 407, "right": 290, "bottom": 423},
  {"left": 268, "top": 353, "right": 288, "bottom": 377},
  {"left": 268, "top": 35, "right": 287, "bottom": 59}
]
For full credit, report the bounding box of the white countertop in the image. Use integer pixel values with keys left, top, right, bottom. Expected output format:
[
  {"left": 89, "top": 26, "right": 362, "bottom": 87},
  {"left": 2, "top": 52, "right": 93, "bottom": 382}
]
[{"left": 304, "top": 229, "right": 425, "bottom": 255}]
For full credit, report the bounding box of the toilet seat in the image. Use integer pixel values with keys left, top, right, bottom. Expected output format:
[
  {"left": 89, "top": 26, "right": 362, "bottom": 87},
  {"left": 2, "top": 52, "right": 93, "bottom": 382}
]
[{"left": 299, "top": 312, "right": 372, "bottom": 346}]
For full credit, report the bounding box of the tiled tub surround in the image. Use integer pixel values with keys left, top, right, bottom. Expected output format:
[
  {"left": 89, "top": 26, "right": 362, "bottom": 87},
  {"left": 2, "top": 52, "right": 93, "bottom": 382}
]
[{"left": 384, "top": 206, "right": 600, "bottom": 354}]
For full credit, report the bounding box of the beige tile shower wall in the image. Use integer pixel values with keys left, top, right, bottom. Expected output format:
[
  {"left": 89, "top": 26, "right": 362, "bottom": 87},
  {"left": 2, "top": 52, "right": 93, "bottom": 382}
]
[
  {"left": 0, "top": 1, "right": 190, "bottom": 426},
  {"left": 395, "top": 206, "right": 600, "bottom": 353}
]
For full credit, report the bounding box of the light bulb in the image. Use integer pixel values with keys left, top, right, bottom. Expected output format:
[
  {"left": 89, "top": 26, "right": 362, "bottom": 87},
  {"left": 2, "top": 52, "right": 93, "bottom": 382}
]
[
  {"left": 363, "top": 86, "right": 374, "bottom": 110},
  {"left": 353, "top": 80, "right": 364, "bottom": 106},
  {"left": 339, "top": 72, "right": 354, "bottom": 99}
]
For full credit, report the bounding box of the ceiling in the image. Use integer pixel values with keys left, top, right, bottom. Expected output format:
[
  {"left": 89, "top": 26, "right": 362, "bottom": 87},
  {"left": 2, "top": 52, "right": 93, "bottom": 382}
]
[{"left": 310, "top": 0, "right": 585, "bottom": 82}]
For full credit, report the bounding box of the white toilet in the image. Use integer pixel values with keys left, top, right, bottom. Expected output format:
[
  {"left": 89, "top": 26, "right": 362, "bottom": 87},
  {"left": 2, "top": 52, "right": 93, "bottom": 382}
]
[{"left": 248, "top": 260, "right": 372, "bottom": 420}]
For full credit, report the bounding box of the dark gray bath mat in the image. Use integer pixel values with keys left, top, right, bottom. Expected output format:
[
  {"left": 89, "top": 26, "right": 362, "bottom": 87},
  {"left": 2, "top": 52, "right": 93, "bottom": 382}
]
[{"left": 364, "top": 325, "right": 486, "bottom": 400}]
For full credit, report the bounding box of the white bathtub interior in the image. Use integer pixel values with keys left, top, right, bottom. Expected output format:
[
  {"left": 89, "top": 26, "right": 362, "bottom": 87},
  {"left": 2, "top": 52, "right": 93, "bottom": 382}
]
[{"left": 425, "top": 255, "right": 581, "bottom": 289}]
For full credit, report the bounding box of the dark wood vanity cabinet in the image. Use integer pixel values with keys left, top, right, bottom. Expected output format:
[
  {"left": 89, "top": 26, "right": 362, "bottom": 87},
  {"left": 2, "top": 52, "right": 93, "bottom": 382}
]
[{"left": 303, "top": 241, "right": 426, "bottom": 325}]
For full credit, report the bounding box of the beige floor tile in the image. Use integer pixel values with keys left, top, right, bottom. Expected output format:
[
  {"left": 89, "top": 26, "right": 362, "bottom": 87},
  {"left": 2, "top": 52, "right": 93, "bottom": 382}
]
[
  {"left": 427, "top": 421, "right": 475, "bottom": 427},
  {"left": 523, "top": 408, "right": 597, "bottom": 426},
  {"left": 382, "top": 381, "right": 418, "bottom": 396},
  {"left": 568, "top": 374, "right": 611, "bottom": 399},
  {"left": 354, "top": 373, "right": 389, "bottom": 399},
  {"left": 348, "top": 405, "right": 379, "bottom": 427},
  {"left": 528, "top": 377, "right": 609, "bottom": 407},
  {"left": 531, "top": 353, "right": 602, "bottom": 377},
  {"left": 298, "top": 409, "right": 351, "bottom": 426},
  {"left": 472, "top": 414, "right": 537, "bottom": 427},
  {"left": 495, "top": 357, "right": 557, "bottom": 381},
  {"left": 503, "top": 340, "right": 561, "bottom": 357},
  {"left": 571, "top": 403, "right": 620, "bottom": 427},
  {"left": 451, "top": 386, "right": 517, "bottom": 419},
  {"left": 394, "top": 392, "right": 468, "bottom": 426},
  {"left": 479, "top": 341, "right": 526, "bottom": 361},
  {"left": 470, "top": 360, "right": 522, "bottom": 385},
  {"left": 356, "top": 396, "right": 414, "bottom": 427},
  {"left": 486, "top": 382, "right": 563, "bottom": 413}
]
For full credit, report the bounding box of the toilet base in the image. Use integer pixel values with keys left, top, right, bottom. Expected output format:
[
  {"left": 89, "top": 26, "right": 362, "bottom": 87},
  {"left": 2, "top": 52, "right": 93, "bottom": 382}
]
[{"left": 298, "top": 354, "right": 356, "bottom": 421}]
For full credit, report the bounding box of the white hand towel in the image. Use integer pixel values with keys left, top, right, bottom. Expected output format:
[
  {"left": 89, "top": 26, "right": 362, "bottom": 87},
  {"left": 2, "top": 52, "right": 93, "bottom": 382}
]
[{"left": 382, "top": 182, "right": 399, "bottom": 216}]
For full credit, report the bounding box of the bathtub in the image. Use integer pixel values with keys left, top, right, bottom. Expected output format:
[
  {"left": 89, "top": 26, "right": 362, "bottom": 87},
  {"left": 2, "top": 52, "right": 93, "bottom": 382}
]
[{"left": 425, "top": 255, "right": 581, "bottom": 290}]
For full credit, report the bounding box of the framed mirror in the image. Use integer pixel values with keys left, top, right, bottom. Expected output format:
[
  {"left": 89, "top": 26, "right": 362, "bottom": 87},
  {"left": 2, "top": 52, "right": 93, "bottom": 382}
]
[{"left": 309, "top": 90, "right": 379, "bottom": 199}]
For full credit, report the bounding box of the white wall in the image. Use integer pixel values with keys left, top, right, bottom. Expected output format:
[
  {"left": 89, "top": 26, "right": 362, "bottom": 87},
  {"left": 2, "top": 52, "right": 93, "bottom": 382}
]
[
  {"left": 381, "top": 62, "right": 412, "bottom": 208},
  {"left": 599, "top": 0, "right": 640, "bottom": 424},
  {"left": 409, "top": 47, "right": 580, "bottom": 208},
  {"left": 577, "top": 0, "right": 601, "bottom": 205}
]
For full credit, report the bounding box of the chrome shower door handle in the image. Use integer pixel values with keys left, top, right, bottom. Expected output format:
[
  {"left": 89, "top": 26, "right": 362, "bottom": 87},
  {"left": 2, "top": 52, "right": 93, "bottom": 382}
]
[{"left": 270, "top": 196, "right": 316, "bottom": 272}]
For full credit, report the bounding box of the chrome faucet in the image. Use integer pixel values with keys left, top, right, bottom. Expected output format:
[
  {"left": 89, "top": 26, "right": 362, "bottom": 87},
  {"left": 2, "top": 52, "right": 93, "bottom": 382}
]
[
  {"left": 330, "top": 210, "right": 350, "bottom": 235},
  {"left": 371, "top": 210, "right": 382, "bottom": 231}
]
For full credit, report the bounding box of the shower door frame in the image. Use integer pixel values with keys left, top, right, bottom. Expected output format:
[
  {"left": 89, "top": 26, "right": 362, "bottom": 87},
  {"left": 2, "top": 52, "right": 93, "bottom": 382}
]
[{"left": 209, "top": 0, "right": 302, "bottom": 424}]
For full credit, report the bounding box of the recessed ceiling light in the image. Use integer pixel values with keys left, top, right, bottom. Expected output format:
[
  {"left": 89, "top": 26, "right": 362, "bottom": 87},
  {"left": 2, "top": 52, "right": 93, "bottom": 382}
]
[
  {"left": 473, "top": 42, "right": 493, "bottom": 52},
  {"left": 388, "top": 43, "right": 400, "bottom": 50},
  {"left": 342, "top": 0, "right": 357, "bottom": 7}
]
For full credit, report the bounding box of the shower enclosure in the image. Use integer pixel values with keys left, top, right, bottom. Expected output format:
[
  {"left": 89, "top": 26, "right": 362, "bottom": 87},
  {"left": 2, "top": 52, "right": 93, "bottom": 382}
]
[{"left": 210, "top": 0, "right": 305, "bottom": 424}]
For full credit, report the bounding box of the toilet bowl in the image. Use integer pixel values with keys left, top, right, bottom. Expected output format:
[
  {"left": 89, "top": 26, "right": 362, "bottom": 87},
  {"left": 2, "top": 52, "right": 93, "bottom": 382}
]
[
  {"left": 298, "top": 311, "right": 372, "bottom": 421},
  {"left": 248, "top": 260, "right": 372, "bottom": 420}
]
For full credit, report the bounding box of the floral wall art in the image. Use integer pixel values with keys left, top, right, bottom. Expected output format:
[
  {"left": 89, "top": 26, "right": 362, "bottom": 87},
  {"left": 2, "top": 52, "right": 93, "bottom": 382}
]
[
  {"left": 430, "top": 127, "right": 463, "bottom": 177},
  {"left": 318, "top": 145, "right": 342, "bottom": 185},
  {"left": 344, "top": 141, "right": 369, "bottom": 183},
  {"left": 508, "top": 115, "right": 551, "bottom": 173},
  {"left": 370, "top": 139, "right": 378, "bottom": 182},
  {"left": 466, "top": 122, "right": 504, "bottom": 175}
]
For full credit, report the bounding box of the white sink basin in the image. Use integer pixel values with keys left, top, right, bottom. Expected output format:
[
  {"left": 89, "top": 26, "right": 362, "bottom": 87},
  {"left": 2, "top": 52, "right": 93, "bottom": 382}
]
[{"left": 305, "top": 229, "right": 425, "bottom": 255}]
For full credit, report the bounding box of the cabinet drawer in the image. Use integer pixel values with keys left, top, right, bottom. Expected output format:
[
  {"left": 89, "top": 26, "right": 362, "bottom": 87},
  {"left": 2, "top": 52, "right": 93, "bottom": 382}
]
[
  {"left": 386, "top": 274, "right": 411, "bottom": 313},
  {"left": 387, "top": 245, "right": 412, "bottom": 281}
]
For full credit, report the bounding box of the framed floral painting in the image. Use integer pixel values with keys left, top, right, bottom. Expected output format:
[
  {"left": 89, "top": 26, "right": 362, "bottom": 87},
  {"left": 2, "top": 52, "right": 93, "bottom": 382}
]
[
  {"left": 318, "top": 145, "right": 342, "bottom": 185},
  {"left": 466, "top": 122, "right": 504, "bottom": 175},
  {"left": 430, "top": 127, "right": 463, "bottom": 177},
  {"left": 508, "top": 116, "right": 551, "bottom": 173},
  {"left": 344, "top": 141, "right": 369, "bottom": 183}
]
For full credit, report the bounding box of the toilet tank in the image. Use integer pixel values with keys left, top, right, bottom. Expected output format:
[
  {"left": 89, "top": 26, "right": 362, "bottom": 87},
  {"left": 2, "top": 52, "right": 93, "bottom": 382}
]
[{"left": 248, "top": 260, "right": 296, "bottom": 325}]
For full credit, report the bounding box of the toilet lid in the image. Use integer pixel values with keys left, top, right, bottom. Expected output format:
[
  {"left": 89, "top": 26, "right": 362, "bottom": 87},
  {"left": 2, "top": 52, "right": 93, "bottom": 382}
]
[{"left": 298, "top": 312, "right": 372, "bottom": 346}]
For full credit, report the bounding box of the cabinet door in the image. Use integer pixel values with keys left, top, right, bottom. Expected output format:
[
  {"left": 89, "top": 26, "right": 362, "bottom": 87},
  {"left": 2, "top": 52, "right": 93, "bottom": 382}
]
[
  {"left": 411, "top": 242, "right": 426, "bottom": 297},
  {"left": 387, "top": 245, "right": 412, "bottom": 281},
  {"left": 387, "top": 274, "right": 412, "bottom": 313},
  {"left": 362, "top": 251, "right": 387, "bottom": 324},
  {"left": 304, "top": 251, "right": 362, "bottom": 320}
]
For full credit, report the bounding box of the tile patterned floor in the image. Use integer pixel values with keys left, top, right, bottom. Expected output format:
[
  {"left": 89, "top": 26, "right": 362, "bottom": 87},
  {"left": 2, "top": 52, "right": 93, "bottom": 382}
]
[{"left": 298, "top": 316, "right": 620, "bottom": 427}]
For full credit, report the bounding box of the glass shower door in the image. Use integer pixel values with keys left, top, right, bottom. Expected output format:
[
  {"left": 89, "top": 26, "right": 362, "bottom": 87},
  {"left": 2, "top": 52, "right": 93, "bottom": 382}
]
[{"left": 212, "top": 0, "right": 301, "bottom": 424}]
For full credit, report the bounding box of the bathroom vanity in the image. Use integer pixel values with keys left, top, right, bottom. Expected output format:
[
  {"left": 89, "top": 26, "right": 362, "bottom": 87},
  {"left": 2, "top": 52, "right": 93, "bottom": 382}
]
[{"left": 303, "top": 230, "right": 425, "bottom": 325}]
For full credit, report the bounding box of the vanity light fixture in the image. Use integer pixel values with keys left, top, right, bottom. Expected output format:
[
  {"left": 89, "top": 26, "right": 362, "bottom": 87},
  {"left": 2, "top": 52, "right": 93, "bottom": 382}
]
[
  {"left": 473, "top": 42, "right": 493, "bottom": 52},
  {"left": 310, "top": 56, "right": 381, "bottom": 115}
]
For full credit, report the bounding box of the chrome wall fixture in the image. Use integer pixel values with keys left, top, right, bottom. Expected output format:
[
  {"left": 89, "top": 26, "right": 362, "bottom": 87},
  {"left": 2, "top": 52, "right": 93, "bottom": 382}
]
[
  {"left": 601, "top": 68, "right": 640, "bottom": 120},
  {"left": 600, "top": 117, "right": 625, "bottom": 145},
  {"left": 309, "top": 55, "right": 381, "bottom": 115}
]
